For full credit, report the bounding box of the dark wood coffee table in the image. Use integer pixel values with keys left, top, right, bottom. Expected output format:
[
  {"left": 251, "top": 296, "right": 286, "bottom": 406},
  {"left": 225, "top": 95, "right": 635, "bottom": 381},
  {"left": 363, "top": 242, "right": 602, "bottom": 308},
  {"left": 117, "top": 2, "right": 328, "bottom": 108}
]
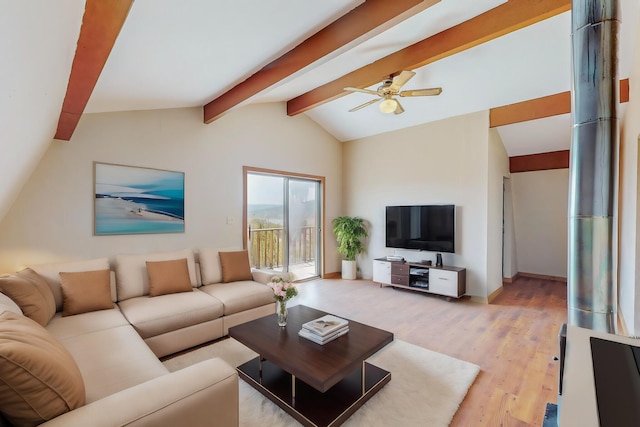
[{"left": 228, "top": 305, "right": 393, "bottom": 427}]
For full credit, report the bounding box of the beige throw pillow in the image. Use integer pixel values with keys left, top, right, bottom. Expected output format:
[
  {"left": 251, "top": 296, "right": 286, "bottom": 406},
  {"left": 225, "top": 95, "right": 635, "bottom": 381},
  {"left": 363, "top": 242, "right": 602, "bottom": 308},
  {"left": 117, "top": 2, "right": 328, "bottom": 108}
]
[
  {"left": 0, "top": 311, "right": 86, "bottom": 426},
  {"left": 59, "top": 269, "right": 114, "bottom": 317},
  {"left": 219, "top": 250, "right": 253, "bottom": 283},
  {"left": 0, "top": 268, "right": 56, "bottom": 326},
  {"left": 146, "top": 258, "right": 193, "bottom": 297}
]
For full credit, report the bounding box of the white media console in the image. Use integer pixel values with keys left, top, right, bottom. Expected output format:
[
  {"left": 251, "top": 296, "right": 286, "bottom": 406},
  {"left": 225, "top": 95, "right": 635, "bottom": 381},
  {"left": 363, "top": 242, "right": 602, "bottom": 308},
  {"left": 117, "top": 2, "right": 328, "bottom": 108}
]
[{"left": 372, "top": 258, "right": 466, "bottom": 300}]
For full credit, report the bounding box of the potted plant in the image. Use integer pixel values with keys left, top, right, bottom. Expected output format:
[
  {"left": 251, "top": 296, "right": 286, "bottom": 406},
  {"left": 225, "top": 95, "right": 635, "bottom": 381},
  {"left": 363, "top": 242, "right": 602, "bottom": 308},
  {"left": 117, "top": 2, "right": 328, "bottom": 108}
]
[{"left": 332, "top": 216, "right": 368, "bottom": 280}]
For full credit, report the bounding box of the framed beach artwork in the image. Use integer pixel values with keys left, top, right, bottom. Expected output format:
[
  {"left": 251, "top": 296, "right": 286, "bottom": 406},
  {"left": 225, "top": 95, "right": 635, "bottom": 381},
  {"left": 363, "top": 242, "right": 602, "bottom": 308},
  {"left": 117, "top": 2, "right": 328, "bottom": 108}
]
[{"left": 94, "top": 162, "right": 185, "bottom": 235}]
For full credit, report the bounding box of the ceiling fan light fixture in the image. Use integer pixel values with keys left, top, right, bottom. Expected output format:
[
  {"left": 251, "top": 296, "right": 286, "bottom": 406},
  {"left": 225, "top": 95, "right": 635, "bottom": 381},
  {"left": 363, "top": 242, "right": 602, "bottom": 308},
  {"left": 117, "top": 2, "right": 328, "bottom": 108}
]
[{"left": 379, "top": 97, "right": 398, "bottom": 114}]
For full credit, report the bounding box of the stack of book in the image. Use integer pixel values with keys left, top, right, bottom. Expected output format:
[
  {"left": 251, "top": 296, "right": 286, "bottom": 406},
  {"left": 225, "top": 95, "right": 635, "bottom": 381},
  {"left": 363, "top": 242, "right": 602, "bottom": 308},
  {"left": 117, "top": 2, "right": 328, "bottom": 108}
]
[{"left": 298, "top": 314, "right": 349, "bottom": 345}]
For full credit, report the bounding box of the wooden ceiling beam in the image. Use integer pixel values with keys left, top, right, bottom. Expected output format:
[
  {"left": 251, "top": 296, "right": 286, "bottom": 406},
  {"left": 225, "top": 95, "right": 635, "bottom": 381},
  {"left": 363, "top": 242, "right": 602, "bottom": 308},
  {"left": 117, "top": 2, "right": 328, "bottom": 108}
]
[
  {"left": 510, "top": 150, "right": 570, "bottom": 173},
  {"left": 490, "top": 78, "right": 630, "bottom": 127},
  {"left": 203, "top": 0, "right": 440, "bottom": 124},
  {"left": 287, "top": 0, "right": 571, "bottom": 116},
  {"left": 54, "top": 0, "right": 133, "bottom": 141}
]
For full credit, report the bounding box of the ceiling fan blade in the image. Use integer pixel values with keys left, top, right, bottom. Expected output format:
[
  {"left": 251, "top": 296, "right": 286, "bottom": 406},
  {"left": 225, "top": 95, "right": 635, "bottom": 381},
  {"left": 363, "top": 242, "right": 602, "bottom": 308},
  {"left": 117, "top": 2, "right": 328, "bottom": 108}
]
[
  {"left": 344, "top": 87, "right": 379, "bottom": 96},
  {"left": 399, "top": 87, "right": 442, "bottom": 97},
  {"left": 394, "top": 99, "right": 405, "bottom": 115},
  {"left": 348, "top": 98, "right": 380, "bottom": 112},
  {"left": 389, "top": 70, "right": 416, "bottom": 92}
]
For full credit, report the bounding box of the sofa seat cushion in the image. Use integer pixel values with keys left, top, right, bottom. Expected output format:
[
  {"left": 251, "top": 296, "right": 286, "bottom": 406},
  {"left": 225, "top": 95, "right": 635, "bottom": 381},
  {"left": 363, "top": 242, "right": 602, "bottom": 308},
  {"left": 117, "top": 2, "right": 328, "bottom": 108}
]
[
  {"left": 117, "top": 290, "right": 223, "bottom": 339},
  {"left": 57, "top": 324, "right": 168, "bottom": 403},
  {"left": 46, "top": 308, "right": 129, "bottom": 341},
  {"left": 200, "top": 281, "right": 274, "bottom": 316}
]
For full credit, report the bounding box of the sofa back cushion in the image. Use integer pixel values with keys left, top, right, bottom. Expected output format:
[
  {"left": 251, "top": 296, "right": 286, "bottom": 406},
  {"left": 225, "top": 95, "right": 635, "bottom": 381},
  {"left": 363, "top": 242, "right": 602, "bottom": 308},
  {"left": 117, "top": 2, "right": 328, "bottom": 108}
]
[
  {"left": 59, "top": 269, "right": 114, "bottom": 316},
  {"left": 29, "top": 258, "right": 112, "bottom": 312},
  {"left": 198, "top": 247, "right": 241, "bottom": 285},
  {"left": 0, "top": 292, "right": 22, "bottom": 316},
  {"left": 0, "top": 311, "right": 86, "bottom": 426},
  {"left": 115, "top": 249, "right": 197, "bottom": 301},
  {"left": 0, "top": 269, "right": 56, "bottom": 327}
]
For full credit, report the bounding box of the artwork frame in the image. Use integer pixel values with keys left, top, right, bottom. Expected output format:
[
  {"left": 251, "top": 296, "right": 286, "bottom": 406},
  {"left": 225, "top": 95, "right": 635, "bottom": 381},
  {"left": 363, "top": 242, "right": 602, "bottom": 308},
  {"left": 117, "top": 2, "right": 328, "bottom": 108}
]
[{"left": 94, "top": 162, "right": 185, "bottom": 235}]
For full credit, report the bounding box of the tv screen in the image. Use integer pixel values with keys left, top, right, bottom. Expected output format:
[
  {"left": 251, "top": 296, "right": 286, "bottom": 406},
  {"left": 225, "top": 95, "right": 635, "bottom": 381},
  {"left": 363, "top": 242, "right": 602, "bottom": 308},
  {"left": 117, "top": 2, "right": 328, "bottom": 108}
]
[{"left": 386, "top": 205, "right": 455, "bottom": 253}]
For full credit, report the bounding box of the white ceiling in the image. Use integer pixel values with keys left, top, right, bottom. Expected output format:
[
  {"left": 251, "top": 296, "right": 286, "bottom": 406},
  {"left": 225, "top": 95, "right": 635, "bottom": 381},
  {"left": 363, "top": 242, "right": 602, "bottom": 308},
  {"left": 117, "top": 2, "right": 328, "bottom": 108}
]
[{"left": 77, "top": 0, "right": 640, "bottom": 154}]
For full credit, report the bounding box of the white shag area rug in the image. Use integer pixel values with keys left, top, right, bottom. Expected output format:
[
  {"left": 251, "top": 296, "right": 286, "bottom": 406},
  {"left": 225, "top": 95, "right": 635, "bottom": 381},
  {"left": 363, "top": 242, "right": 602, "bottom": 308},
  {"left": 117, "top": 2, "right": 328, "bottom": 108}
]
[{"left": 163, "top": 338, "right": 480, "bottom": 427}]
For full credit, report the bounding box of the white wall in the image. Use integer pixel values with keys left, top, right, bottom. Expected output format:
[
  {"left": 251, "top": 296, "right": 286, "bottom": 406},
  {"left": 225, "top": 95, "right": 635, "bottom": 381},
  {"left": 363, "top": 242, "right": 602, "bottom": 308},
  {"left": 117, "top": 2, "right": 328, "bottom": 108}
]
[
  {"left": 0, "top": 103, "right": 343, "bottom": 275},
  {"left": 618, "top": 11, "right": 640, "bottom": 335},
  {"left": 502, "top": 177, "right": 519, "bottom": 279},
  {"left": 487, "top": 128, "right": 511, "bottom": 296},
  {"left": 511, "top": 169, "right": 569, "bottom": 278},
  {"left": 342, "top": 111, "right": 496, "bottom": 299},
  {"left": 0, "top": 1, "right": 84, "bottom": 222}
]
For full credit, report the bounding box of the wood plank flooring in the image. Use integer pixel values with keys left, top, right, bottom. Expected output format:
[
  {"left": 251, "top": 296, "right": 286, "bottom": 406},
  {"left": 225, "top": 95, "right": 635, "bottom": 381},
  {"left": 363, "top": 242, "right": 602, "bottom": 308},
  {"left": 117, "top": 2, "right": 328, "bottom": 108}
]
[{"left": 291, "top": 275, "right": 567, "bottom": 426}]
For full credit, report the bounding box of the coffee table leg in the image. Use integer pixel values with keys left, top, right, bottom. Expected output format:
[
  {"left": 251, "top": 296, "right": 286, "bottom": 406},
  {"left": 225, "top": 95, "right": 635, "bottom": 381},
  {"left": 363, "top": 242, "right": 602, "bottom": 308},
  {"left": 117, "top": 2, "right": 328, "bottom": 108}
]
[
  {"left": 362, "top": 361, "right": 365, "bottom": 396},
  {"left": 292, "top": 374, "right": 296, "bottom": 401},
  {"left": 259, "top": 356, "right": 263, "bottom": 384}
]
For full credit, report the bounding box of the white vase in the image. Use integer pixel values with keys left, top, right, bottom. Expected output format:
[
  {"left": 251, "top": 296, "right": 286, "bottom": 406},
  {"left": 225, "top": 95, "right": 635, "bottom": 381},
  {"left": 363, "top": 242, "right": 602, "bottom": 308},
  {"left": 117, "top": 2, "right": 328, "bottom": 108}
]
[{"left": 341, "top": 260, "right": 357, "bottom": 280}]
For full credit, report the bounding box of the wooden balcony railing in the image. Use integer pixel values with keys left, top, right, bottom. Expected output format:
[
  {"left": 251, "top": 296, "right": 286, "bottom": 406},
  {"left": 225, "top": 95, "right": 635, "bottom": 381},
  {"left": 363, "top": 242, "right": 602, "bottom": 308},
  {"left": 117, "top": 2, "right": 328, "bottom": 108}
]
[{"left": 249, "top": 226, "right": 316, "bottom": 270}]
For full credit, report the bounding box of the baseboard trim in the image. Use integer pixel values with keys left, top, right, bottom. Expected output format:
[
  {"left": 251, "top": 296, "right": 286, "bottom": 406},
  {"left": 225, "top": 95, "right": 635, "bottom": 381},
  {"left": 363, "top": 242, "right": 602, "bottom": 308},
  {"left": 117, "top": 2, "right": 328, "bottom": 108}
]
[
  {"left": 323, "top": 272, "right": 341, "bottom": 279},
  {"left": 488, "top": 286, "right": 504, "bottom": 303},
  {"left": 502, "top": 273, "right": 519, "bottom": 284},
  {"left": 518, "top": 272, "right": 567, "bottom": 283},
  {"left": 470, "top": 295, "right": 489, "bottom": 304}
]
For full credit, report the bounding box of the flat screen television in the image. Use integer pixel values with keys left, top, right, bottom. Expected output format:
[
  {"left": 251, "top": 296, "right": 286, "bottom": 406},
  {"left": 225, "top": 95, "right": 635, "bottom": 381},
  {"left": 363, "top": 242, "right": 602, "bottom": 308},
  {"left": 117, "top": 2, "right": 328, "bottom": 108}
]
[{"left": 386, "top": 205, "right": 455, "bottom": 253}]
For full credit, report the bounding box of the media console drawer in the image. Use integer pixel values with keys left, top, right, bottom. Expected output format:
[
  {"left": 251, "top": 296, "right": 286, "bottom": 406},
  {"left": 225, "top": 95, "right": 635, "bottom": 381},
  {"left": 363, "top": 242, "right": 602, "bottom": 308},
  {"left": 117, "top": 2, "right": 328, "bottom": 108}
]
[
  {"left": 428, "top": 269, "right": 460, "bottom": 297},
  {"left": 391, "top": 274, "right": 409, "bottom": 286},
  {"left": 391, "top": 263, "right": 409, "bottom": 275}
]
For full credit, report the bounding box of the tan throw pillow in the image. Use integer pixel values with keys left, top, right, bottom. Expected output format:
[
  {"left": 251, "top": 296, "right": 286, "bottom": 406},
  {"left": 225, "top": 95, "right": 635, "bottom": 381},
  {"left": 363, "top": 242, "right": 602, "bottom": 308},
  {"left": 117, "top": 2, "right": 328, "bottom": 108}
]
[
  {"left": 219, "top": 250, "right": 253, "bottom": 283},
  {"left": 0, "top": 268, "right": 56, "bottom": 326},
  {"left": 0, "top": 311, "right": 86, "bottom": 426},
  {"left": 146, "top": 258, "right": 193, "bottom": 297},
  {"left": 59, "top": 269, "right": 113, "bottom": 317}
]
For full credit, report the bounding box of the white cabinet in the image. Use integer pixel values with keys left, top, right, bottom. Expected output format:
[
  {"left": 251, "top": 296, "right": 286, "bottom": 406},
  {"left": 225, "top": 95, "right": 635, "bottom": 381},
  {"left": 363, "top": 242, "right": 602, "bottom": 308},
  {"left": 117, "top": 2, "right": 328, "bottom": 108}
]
[{"left": 372, "top": 259, "right": 391, "bottom": 285}]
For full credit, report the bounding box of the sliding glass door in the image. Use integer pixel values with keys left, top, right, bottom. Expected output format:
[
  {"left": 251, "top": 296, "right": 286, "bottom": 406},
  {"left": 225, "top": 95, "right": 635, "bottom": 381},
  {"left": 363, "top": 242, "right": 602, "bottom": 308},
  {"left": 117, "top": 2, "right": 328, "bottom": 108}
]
[{"left": 245, "top": 169, "right": 322, "bottom": 280}]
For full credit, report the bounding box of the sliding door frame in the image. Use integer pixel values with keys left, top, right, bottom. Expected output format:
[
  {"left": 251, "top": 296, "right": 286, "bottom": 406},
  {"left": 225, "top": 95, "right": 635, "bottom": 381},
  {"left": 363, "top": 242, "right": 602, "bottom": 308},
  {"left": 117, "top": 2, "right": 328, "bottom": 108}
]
[{"left": 243, "top": 166, "right": 326, "bottom": 278}]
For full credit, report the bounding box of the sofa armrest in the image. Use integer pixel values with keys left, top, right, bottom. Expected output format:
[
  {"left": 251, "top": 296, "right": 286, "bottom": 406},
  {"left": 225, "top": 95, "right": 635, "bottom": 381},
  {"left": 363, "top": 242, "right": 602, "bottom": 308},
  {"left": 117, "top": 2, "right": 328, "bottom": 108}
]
[
  {"left": 251, "top": 268, "right": 277, "bottom": 285},
  {"left": 41, "top": 358, "right": 238, "bottom": 427}
]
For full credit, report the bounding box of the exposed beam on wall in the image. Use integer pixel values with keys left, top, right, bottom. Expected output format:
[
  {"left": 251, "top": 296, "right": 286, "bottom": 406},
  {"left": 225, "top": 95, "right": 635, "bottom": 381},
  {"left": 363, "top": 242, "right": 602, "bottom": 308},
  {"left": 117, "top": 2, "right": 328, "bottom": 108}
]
[
  {"left": 510, "top": 150, "right": 569, "bottom": 173},
  {"left": 54, "top": 0, "right": 133, "bottom": 141},
  {"left": 491, "top": 92, "right": 571, "bottom": 128},
  {"left": 490, "top": 78, "right": 630, "bottom": 127},
  {"left": 287, "top": 0, "right": 571, "bottom": 116},
  {"left": 203, "top": 0, "right": 440, "bottom": 124}
]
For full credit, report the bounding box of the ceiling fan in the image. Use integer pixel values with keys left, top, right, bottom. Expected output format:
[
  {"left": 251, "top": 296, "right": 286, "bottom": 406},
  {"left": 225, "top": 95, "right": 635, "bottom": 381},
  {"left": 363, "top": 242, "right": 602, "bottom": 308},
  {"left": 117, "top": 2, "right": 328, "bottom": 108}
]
[{"left": 344, "top": 70, "right": 442, "bottom": 114}]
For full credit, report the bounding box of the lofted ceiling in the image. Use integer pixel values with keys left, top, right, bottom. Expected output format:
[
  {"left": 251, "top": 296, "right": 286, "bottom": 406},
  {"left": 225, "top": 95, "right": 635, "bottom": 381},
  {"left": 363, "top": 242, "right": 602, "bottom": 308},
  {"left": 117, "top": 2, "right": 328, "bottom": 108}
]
[
  {"left": 72, "top": 0, "right": 638, "bottom": 158},
  {"left": 13, "top": 0, "right": 640, "bottom": 159}
]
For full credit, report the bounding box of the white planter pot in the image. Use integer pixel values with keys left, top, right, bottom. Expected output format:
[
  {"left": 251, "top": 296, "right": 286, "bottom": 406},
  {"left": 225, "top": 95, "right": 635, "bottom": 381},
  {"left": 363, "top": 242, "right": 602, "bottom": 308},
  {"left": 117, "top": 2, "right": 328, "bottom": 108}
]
[{"left": 341, "top": 260, "right": 357, "bottom": 280}]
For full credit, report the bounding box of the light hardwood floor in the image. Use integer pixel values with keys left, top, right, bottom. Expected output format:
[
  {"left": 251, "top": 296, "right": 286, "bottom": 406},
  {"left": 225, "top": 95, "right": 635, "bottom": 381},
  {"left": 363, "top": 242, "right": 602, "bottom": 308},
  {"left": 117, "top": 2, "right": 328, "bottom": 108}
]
[{"left": 291, "top": 275, "right": 567, "bottom": 427}]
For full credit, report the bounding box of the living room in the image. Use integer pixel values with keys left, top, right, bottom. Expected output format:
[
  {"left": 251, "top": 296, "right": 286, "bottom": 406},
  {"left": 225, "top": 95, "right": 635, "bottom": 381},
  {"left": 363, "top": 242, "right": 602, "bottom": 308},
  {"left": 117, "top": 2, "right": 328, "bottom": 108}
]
[{"left": 2, "top": 1, "right": 640, "bottom": 426}]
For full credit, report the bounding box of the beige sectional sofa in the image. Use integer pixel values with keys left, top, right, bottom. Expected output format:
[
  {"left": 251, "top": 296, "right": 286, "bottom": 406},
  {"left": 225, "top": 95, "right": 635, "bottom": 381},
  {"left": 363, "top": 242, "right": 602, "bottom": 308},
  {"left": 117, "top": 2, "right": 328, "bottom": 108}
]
[{"left": 0, "top": 248, "right": 277, "bottom": 427}]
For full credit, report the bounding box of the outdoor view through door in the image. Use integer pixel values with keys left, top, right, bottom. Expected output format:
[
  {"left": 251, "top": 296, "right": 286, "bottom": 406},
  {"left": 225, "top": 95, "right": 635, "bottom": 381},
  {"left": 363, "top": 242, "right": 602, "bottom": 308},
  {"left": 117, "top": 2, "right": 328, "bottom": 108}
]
[{"left": 245, "top": 169, "right": 322, "bottom": 281}]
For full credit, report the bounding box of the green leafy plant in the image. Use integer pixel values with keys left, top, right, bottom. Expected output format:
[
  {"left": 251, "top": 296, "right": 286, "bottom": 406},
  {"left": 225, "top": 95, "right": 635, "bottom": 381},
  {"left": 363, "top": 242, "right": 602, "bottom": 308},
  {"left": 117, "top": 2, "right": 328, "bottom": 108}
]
[{"left": 332, "top": 216, "right": 368, "bottom": 261}]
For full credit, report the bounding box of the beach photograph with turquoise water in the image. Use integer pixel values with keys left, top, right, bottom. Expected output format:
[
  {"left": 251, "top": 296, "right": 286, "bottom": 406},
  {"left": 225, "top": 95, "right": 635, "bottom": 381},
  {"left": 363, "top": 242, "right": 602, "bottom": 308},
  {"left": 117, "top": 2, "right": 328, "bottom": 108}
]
[{"left": 94, "top": 163, "right": 185, "bottom": 235}]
